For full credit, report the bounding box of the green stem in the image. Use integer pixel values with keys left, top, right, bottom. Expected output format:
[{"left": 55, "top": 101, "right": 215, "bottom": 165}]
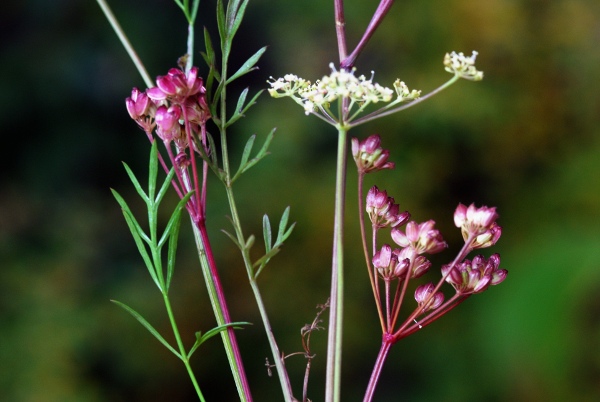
[
  {"left": 163, "top": 292, "right": 206, "bottom": 401},
  {"left": 325, "top": 126, "right": 348, "bottom": 402},
  {"left": 191, "top": 221, "right": 253, "bottom": 401},
  {"left": 350, "top": 75, "right": 461, "bottom": 128},
  {"left": 95, "top": 0, "right": 153, "bottom": 88},
  {"left": 221, "top": 158, "right": 294, "bottom": 401}
]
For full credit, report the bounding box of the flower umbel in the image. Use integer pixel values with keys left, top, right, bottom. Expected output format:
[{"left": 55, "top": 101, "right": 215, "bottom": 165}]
[
  {"left": 442, "top": 254, "right": 507, "bottom": 294},
  {"left": 444, "top": 51, "right": 484, "bottom": 81},
  {"left": 366, "top": 186, "right": 410, "bottom": 229},
  {"left": 268, "top": 64, "right": 420, "bottom": 120},
  {"left": 454, "top": 203, "right": 502, "bottom": 249}
]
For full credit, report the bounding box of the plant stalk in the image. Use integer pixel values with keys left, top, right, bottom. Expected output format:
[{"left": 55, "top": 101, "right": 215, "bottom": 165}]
[{"left": 325, "top": 126, "right": 348, "bottom": 402}]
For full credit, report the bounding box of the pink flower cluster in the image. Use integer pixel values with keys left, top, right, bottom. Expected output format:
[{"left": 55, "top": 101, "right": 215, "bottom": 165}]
[
  {"left": 125, "top": 67, "right": 210, "bottom": 147},
  {"left": 364, "top": 181, "right": 506, "bottom": 312}
]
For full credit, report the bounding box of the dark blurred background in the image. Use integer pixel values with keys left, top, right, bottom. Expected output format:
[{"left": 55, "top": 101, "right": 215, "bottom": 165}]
[{"left": 2, "top": 0, "right": 599, "bottom": 401}]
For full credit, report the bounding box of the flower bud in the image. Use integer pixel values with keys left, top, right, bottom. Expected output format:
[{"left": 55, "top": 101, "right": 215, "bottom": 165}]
[
  {"left": 366, "top": 186, "right": 410, "bottom": 229},
  {"left": 352, "top": 135, "right": 395, "bottom": 174},
  {"left": 442, "top": 253, "right": 507, "bottom": 294},
  {"left": 373, "top": 245, "right": 409, "bottom": 280},
  {"left": 391, "top": 220, "right": 447, "bottom": 255},
  {"left": 414, "top": 283, "right": 444, "bottom": 312},
  {"left": 454, "top": 203, "right": 501, "bottom": 249}
]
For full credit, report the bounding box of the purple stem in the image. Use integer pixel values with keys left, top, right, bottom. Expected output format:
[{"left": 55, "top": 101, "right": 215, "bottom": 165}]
[
  {"left": 334, "top": 0, "right": 348, "bottom": 61},
  {"left": 341, "top": 0, "right": 395, "bottom": 69},
  {"left": 363, "top": 337, "right": 393, "bottom": 402}
]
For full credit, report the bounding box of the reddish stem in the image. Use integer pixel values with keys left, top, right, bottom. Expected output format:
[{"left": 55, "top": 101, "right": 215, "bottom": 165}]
[
  {"left": 334, "top": 0, "right": 348, "bottom": 62},
  {"left": 363, "top": 337, "right": 393, "bottom": 402},
  {"left": 341, "top": 0, "right": 395, "bottom": 69}
]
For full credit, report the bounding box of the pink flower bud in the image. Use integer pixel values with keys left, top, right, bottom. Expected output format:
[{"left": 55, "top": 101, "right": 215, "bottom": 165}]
[
  {"left": 442, "top": 253, "right": 507, "bottom": 294},
  {"left": 454, "top": 203, "right": 500, "bottom": 248},
  {"left": 366, "top": 186, "right": 410, "bottom": 229},
  {"left": 352, "top": 135, "right": 395, "bottom": 174},
  {"left": 414, "top": 283, "right": 444, "bottom": 312},
  {"left": 391, "top": 220, "right": 447, "bottom": 255}
]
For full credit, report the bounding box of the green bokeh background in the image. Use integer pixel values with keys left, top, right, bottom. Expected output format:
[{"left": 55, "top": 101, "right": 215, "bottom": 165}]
[{"left": 2, "top": 0, "right": 599, "bottom": 401}]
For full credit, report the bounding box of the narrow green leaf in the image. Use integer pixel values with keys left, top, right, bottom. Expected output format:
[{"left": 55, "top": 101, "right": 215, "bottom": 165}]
[
  {"left": 225, "top": 89, "right": 264, "bottom": 128},
  {"left": 234, "top": 134, "right": 255, "bottom": 176},
  {"left": 245, "top": 234, "right": 255, "bottom": 250},
  {"left": 239, "top": 89, "right": 263, "bottom": 116},
  {"left": 227, "top": 0, "right": 250, "bottom": 40},
  {"left": 226, "top": 47, "right": 267, "bottom": 84},
  {"left": 235, "top": 128, "right": 275, "bottom": 178},
  {"left": 190, "top": 0, "right": 200, "bottom": 23},
  {"left": 148, "top": 141, "right": 159, "bottom": 200},
  {"left": 122, "top": 162, "right": 149, "bottom": 202},
  {"left": 216, "top": 0, "right": 226, "bottom": 44},
  {"left": 187, "top": 322, "right": 251, "bottom": 359},
  {"left": 221, "top": 229, "right": 243, "bottom": 251},
  {"left": 253, "top": 247, "right": 281, "bottom": 274},
  {"left": 262, "top": 214, "right": 272, "bottom": 253},
  {"left": 158, "top": 191, "right": 193, "bottom": 249},
  {"left": 276, "top": 207, "right": 295, "bottom": 245},
  {"left": 279, "top": 222, "right": 296, "bottom": 245},
  {"left": 155, "top": 168, "right": 176, "bottom": 205},
  {"left": 112, "top": 300, "right": 181, "bottom": 359},
  {"left": 121, "top": 208, "right": 162, "bottom": 291},
  {"left": 206, "top": 132, "right": 219, "bottom": 168},
  {"left": 235, "top": 88, "right": 249, "bottom": 115}
]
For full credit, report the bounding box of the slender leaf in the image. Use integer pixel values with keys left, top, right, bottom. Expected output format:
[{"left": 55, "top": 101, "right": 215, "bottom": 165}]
[
  {"left": 235, "top": 87, "right": 249, "bottom": 115},
  {"left": 221, "top": 229, "right": 243, "bottom": 250},
  {"left": 235, "top": 128, "right": 275, "bottom": 178},
  {"left": 234, "top": 134, "right": 255, "bottom": 177},
  {"left": 122, "top": 162, "right": 149, "bottom": 202},
  {"left": 112, "top": 189, "right": 161, "bottom": 290},
  {"left": 112, "top": 300, "right": 181, "bottom": 359},
  {"left": 155, "top": 168, "right": 176, "bottom": 205},
  {"left": 227, "top": 0, "right": 250, "bottom": 40},
  {"left": 276, "top": 206, "right": 295, "bottom": 244},
  {"left": 216, "top": 0, "right": 226, "bottom": 44},
  {"left": 226, "top": 89, "right": 264, "bottom": 128},
  {"left": 148, "top": 141, "right": 159, "bottom": 200},
  {"left": 122, "top": 209, "right": 162, "bottom": 291},
  {"left": 245, "top": 234, "right": 255, "bottom": 250},
  {"left": 158, "top": 191, "right": 193, "bottom": 249},
  {"left": 239, "top": 89, "right": 263, "bottom": 116},
  {"left": 226, "top": 47, "right": 267, "bottom": 84},
  {"left": 190, "top": 0, "right": 200, "bottom": 23},
  {"left": 262, "top": 214, "right": 272, "bottom": 253},
  {"left": 187, "top": 322, "right": 252, "bottom": 359}
]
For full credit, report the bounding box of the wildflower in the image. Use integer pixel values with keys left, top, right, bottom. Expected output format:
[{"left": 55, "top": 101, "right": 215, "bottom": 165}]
[
  {"left": 268, "top": 64, "right": 420, "bottom": 117},
  {"left": 391, "top": 220, "right": 447, "bottom": 255},
  {"left": 442, "top": 254, "right": 507, "bottom": 294},
  {"left": 393, "top": 80, "right": 421, "bottom": 101},
  {"left": 396, "top": 247, "right": 431, "bottom": 279},
  {"left": 352, "top": 134, "right": 395, "bottom": 174},
  {"left": 454, "top": 203, "right": 501, "bottom": 249},
  {"left": 366, "top": 186, "right": 410, "bottom": 229},
  {"left": 155, "top": 104, "right": 183, "bottom": 143},
  {"left": 414, "top": 283, "right": 444, "bottom": 312},
  {"left": 444, "top": 51, "right": 484, "bottom": 81},
  {"left": 372, "top": 244, "right": 410, "bottom": 280},
  {"left": 147, "top": 67, "right": 205, "bottom": 102},
  {"left": 125, "top": 88, "right": 156, "bottom": 132}
]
